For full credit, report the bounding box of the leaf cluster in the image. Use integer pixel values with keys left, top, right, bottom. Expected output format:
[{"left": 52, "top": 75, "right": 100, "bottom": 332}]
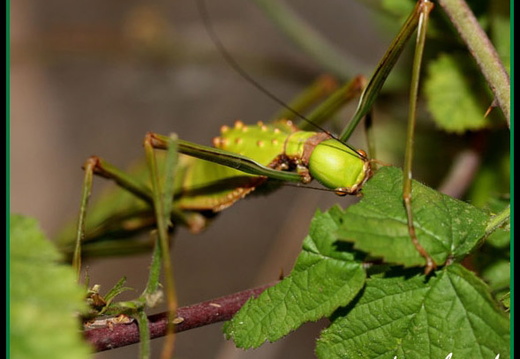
[
  {"left": 223, "top": 167, "right": 510, "bottom": 358},
  {"left": 9, "top": 215, "right": 92, "bottom": 359}
]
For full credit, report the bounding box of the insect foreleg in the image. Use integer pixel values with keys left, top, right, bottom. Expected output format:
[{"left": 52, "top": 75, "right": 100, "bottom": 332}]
[{"left": 339, "top": 0, "right": 433, "bottom": 143}]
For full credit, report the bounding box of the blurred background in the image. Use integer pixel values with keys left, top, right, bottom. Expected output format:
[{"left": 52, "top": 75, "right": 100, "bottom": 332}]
[{"left": 10, "top": 0, "right": 413, "bottom": 358}]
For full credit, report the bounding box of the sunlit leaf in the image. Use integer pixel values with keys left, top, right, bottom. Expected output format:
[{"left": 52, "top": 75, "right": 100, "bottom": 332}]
[
  {"left": 316, "top": 265, "right": 510, "bottom": 359},
  {"left": 337, "top": 166, "right": 490, "bottom": 268},
  {"left": 10, "top": 215, "right": 91, "bottom": 359},
  {"left": 223, "top": 208, "right": 366, "bottom": 348}
]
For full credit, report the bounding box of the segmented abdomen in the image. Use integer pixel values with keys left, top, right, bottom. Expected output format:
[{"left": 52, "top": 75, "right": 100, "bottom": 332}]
[{"left": 175, "top": 119, "right": 318, "bottom": 211}]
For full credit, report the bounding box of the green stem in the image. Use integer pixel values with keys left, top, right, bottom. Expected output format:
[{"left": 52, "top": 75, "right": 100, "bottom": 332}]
[
  {"left": 485, "top": 205, "right": 510, "bottom": 236},
  {"left": 135, "top": 309, "right": 151, "bottom": 359},
  {"left": 143, "top": 232, "right": 164, "bottom": 299},
  {"left": 251, "top": 0, "right": 371, "bottom": 79},
  {"left": 73, "top": 158, "right": 96, "bottom": 281},
  {"left": 301, "top": 76, "right": 365, "bottom": 131},
  {"left": 274, "top": 75, "right": 338, "bottom": 123},
  {"left": 437, "top": 0, "right": 510, "bottom": 126}
]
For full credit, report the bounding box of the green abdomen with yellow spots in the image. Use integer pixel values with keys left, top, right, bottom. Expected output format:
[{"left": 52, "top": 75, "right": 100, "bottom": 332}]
[{"left": 175, "top": 119, "right": 370, "bottom": 212}]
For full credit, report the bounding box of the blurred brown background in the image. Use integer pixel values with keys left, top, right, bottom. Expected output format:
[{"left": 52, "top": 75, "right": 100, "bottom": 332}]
[{"left": 10, "top": 0, "right": 387, "bottom": 357}]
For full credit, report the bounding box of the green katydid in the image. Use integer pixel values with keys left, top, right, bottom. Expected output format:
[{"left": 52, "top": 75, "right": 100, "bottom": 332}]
[
  {"left": 58, "top": 75, "right": 368, "bottom": 252},
  {"left": 72, "top": 61, "right": 375, "bottom": 359},
  {"left": 74, "top": 0, "right": 496, "bottom": 348},
  {"left": 66, "top": 2, "right": 429, "bottom": 250},
  {"left": 60, "top": 0, "right": 511, "bottom": 355},
  {"left": 62, "top": 0, "right": 440, "bottom": 271}
]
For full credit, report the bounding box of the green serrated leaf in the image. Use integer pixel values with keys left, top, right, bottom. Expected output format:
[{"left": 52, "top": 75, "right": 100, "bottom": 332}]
[
  {"left": 338, "top": 167, "right": 489, "bottom": 268},
  {"left": 103, "top": 277, "right": 134, "bottom": 304},
  {"left": 316, "top": 264, "right": 510, "bottom": 359},
  {"left": 223, "top": 209, "right": 366, "bottom": 348},
  {"left": 425, "top": 53, "right": 493, "bottom": 133},
  {"left": 9, "top": 215, "right": 91, "bottom": 359}
]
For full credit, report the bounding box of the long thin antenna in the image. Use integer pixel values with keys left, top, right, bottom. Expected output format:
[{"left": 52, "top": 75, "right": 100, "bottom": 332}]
[
  {"left": 196, "top": 1, "right": 354, "bottom": 140},
  {"left": 196, "top": 0, "right": 368, "bottom": 163}
]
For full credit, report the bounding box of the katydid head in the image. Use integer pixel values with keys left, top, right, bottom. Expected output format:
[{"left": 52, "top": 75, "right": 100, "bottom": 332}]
[{"left": 308, "top": 139, "right": 372, "bottom": 195}]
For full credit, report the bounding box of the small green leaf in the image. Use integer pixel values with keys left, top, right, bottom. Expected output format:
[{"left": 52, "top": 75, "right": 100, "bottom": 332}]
[
  {"left": 500, "top": 292, "right": 510, "bottom": 310},
  {"left": 223, "top": 209, "right": 366, "bottom": 348},
  {"left": 10, "top": 215, "right": 91, "bottom": 359},
  {"left": 338, "top": 167, "right": 489, "bottom": 268},
  {"left": 103, "top": 277, "right": 134, "bottom": 305},
  {"left": 425, "top": 53, "right": 493, "bottom": 133},
  {"left": 316, "top": 264, "right": 510, "bottom": 359}
]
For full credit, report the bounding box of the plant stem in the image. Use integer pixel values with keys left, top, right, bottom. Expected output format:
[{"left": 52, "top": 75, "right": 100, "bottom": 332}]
[
  {"left": 437, "top": 0, "right": 510, "bottom": 126},
  {"left": 73, "top": 158, "right": 96, "bottom": 281},
  {"left": 251, "top": 0, "right": 371, "bottom": 80},
  {"left": 485, "top": 205, "right": 510, "bottom": 236},
  {"left": 84, "top": 282, "right": 276, "bottom": 352}
]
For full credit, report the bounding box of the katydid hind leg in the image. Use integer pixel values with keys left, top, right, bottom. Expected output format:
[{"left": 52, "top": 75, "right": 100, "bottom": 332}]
[
  {"left": 402, "top": 0, "right": 436, "bottom": 273},
  {"left": 72, "top": 157, "right": 97, "bottom": 280},
  {"left": 144, "top": 133, "right": 178, "bottom": 358},
  {"left": 69, "top": 152, "right": 208, "bottom": 260}
]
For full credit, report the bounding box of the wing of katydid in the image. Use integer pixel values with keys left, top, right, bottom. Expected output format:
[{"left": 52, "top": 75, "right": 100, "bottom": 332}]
[
  {"left": 176, "top": 120, "right": 298, "bottom": 211},
  {"left": 54, "top": 159, "right": 155, "bottom": 257},
  {"left": 55, "top": 120, "right": 304, "bottom": 255},
  {"left": 54, "top": 154, "right": 204, "bottom": 257}
]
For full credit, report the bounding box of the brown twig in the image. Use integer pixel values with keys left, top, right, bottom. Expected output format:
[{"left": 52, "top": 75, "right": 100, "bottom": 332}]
[{"left": 84, "top": 282, "right": 276, "bottom": 352}]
